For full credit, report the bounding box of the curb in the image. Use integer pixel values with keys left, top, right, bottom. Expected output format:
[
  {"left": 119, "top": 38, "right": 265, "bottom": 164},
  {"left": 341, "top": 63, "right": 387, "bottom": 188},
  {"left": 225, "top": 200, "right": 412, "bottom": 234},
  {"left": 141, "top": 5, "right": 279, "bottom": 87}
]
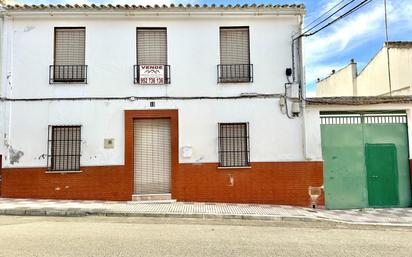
[{"left": 1, "top": 208, "right": 412, "bottom": 227}]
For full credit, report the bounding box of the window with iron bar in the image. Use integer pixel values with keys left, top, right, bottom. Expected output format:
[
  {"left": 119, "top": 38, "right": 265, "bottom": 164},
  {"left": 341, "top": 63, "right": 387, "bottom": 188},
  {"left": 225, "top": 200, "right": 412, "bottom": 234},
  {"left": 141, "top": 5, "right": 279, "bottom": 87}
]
[
  {"left": 47, "top": 126, "right": 81, "bottom": 171},
  {"left": 218, "top": 123, "right": 250, "bottom": 167},
  {"left": 51, "top": 27, "right": 87, "bottom": 83},
  {"left": 218, "top": 27, "right": 252, "bottom": 83},
  {"left": 135, "top": 28, "right": 169, "bottom": 85}
]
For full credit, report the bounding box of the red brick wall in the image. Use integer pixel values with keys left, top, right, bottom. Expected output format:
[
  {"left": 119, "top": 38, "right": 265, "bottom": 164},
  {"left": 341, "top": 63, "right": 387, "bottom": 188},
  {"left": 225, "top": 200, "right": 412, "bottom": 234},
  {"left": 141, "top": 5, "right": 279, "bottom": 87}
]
[
  {"left": 1, "top": 166, "right": 131, "bottom": 201},
  {"left": 1, "top": 161, "right": 324, "bottom": 207},
  {"left": 0, "top": 111, "right": 324, "bottom": 206},
  {"left": 173, "top": 162, "right": 324, "bottom": 207}
]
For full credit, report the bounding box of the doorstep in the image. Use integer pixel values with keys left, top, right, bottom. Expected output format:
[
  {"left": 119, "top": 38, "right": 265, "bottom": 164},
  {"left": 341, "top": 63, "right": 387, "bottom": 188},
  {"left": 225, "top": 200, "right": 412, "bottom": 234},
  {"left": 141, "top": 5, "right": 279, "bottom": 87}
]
[{"left": 131, "top": 193, "right": 173, "bottom": 202}]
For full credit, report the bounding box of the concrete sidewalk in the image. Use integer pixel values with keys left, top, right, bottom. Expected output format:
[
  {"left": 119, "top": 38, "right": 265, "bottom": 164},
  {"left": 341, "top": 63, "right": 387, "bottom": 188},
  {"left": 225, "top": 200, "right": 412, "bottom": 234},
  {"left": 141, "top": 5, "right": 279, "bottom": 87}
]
[{"left": 1, "top": 198, "right": 412, "bottom": 226}]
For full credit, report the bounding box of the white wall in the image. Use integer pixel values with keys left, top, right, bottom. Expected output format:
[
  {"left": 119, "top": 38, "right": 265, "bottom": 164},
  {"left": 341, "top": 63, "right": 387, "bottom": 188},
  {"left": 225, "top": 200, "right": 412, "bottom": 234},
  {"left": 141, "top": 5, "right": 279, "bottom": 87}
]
[
  {"left": 316, "top": 46, "right": 412, "bottom": 97},
  {"left": 3, "top": 98, "right": 307, "bottom": 168},
  {"left": 7, "top": 15, "right": 298, "bottom": 98},
  {"left": 316, "top": 62, "right": 356, "bottom": 97},
  {"left": 302, "top": 106, "right": 322, "bottom": 160},
  {"left": 0, "top": 13, "right": 310, "bottom": 168},
  {"left": 356, "top": 50, "right": 389, "bottom": 96},
  {"left": 386, "top": 47, "right": 412, "bottom": 94}
]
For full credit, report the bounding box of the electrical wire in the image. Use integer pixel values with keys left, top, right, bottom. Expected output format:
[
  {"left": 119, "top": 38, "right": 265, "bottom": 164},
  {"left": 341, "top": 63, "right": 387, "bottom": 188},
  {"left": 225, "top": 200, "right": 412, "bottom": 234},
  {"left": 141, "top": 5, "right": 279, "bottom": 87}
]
[
  {"left": 289, "top": 0, "right": 376, "bottom": 107},
  {"left": 284, "top": 81, "right": 294, "bottom": 119},
  {"left": 303, "top": 0, "right": 374, "bottom": 38},
  {"left": 294, "top": 0, "right": 375, "bottom": 40},
  {"left": 301, "top": 0, "right": 348, "bottom": 32},
  {"left": 0, "top": 94, "right": 283, "bottom": 102},
  {"left": 384, "top": 0, "right": 392, "bottom": 95},
  {"left": 300, "top": 0, "right": 357, "bottom": 36}
]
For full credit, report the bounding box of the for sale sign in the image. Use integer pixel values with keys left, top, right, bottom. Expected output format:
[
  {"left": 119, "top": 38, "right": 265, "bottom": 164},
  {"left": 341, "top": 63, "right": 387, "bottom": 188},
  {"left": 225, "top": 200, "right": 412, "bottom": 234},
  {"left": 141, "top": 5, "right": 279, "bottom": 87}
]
[{"left": 139, "top": 65, "right": 165, "bottom": 84}]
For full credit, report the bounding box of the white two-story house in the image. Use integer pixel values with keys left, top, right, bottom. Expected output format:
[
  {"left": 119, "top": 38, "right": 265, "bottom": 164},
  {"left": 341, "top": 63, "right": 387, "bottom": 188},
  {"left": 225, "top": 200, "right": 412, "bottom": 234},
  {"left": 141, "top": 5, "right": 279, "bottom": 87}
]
[{"left": 0, "top": 3, "right": 323, "bottom": 206}]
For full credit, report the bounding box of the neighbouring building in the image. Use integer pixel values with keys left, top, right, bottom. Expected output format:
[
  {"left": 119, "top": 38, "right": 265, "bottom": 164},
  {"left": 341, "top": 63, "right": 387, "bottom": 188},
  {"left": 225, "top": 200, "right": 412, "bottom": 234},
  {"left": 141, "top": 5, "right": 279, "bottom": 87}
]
[
  {"left": 314, "top": 41, "right": 412, "bottom": 209},
  {"left": 306, "top": 96, "right": 412, "bottom": 209},
  {"left": 316, "top": 42, "right": 412, "bottom": 97},
  {"left": 0, "top": 3, "right": 326, "bottom": 207}
]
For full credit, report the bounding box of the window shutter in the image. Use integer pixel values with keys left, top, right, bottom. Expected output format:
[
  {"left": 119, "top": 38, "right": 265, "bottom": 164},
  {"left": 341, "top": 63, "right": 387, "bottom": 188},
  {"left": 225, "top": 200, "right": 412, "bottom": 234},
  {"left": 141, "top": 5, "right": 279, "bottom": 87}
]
[
  {"left": 137, "top": 28, "right": 167, "bottom": 65},
  {"left": 220, "top": 27, "right": 250, "bottom": 65},
  {"left": 54, "top": 28, "right": 85, "bottom": 65}
]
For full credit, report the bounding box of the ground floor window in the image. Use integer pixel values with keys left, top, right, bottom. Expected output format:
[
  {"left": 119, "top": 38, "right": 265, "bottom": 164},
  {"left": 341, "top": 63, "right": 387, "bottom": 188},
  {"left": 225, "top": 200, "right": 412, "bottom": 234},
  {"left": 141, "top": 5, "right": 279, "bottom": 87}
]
[
  {"left": 47, "top": 125, "right": 81, "bottom": 171},
  {"left": 218, "top": 123, "right": 250, "bottom": 167}
]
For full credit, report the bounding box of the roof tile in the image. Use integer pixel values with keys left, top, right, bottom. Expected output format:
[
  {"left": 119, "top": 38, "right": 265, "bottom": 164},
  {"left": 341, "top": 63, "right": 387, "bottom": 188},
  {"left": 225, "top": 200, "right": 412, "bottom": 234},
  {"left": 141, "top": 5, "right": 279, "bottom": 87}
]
[
  {"left": 4, "top": 3, "right": 305, "bottom": 11},
  {"left": 306, "top": 96, "right": 412, "bottom": 106}
]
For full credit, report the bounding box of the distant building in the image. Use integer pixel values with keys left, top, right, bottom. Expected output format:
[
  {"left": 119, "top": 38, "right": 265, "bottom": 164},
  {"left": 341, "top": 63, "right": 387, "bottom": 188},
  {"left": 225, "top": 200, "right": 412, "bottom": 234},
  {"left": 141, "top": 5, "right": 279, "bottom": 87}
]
[{"left": 316, "top": 42, "right": 412, "bottom": 97}]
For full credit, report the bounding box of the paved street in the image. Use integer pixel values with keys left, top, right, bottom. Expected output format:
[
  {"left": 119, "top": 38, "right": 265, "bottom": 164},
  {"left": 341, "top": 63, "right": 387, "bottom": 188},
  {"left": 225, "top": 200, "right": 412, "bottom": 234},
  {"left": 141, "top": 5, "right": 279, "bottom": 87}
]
[{"left": 0, "top": 216, "right": 412, "bottom": 257}]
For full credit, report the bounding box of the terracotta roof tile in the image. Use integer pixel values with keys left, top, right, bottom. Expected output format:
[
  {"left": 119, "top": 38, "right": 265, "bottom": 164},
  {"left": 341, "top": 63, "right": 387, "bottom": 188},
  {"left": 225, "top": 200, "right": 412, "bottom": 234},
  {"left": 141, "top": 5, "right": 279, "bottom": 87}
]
[
  {"left": 4, "top": 3, "right": 305, "bottom": 11},
  {"left": 385, "top": 41, "right": 412, "bottom": 49},
  {"left": 306, "top": 96, "right": 412, "bottom": 106}
]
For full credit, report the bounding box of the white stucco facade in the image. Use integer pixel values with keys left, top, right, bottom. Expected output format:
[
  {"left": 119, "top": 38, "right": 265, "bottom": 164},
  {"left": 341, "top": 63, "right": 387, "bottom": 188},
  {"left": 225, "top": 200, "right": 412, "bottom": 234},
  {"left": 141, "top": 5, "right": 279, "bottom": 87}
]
[
  {"left": 316, "top": 61, "right": 357, "bottom": 97},
  {"left": 0, "top": 5, "right": 317, "bottom": 169},
  {"left": 316, "top": 42, "right": 412, "bottom": 97}
]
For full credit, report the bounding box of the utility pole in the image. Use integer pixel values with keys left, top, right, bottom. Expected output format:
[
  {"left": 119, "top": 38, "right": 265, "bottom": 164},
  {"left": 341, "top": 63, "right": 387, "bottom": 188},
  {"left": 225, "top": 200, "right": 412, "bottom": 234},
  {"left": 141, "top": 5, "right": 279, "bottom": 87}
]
[{"left": 384, "top": 0, "right": 393, "bottom": 95}]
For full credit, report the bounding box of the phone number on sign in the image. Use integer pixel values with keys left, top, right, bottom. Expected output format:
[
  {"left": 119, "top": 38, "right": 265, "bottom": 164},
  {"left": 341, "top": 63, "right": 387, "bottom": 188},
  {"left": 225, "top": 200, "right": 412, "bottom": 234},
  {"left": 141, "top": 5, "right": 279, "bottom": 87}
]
[{"left": 139, "top": 77, "right": 165, "bottom": 84}]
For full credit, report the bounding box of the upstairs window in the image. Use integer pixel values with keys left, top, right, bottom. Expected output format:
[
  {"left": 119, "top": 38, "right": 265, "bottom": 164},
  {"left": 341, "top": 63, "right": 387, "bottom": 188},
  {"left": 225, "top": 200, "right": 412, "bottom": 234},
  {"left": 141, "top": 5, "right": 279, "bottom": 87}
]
[
  {"left": 218, "top": 123, "right": 250, "bottom": 167},
  {"left": 47, "top": 126, "right": 81, "bottom": 172},
  {"left": 50, "top": 27, "right": 87, "bottom": 83},
  {"left": 135, "top": 28, "right": 170, "bottom": 85},
  {"left": 218, "top": 27, "right": 252, "bottom": 83}
]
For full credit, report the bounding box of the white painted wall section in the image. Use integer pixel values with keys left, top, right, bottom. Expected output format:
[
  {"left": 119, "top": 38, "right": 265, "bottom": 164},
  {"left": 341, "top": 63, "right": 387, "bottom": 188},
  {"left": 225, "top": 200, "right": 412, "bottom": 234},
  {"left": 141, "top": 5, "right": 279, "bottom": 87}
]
[
  {"left": 0, "top": 11, "right": 309, "bottom": 168},
  {"left": 316, "top": 44, "right": 412, "bottom": 97}
]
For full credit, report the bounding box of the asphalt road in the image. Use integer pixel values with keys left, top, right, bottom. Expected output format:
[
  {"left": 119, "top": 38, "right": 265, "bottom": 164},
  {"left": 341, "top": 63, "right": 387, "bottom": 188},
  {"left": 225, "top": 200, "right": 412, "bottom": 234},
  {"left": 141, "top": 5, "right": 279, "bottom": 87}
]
[{"left": 0, "top": 216, "right": 411, "bottom": 257}]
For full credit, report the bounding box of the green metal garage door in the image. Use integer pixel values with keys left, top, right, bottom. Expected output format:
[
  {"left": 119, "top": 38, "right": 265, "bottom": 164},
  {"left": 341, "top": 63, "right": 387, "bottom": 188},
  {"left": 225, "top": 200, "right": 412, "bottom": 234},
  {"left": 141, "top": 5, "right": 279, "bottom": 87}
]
[{"left": 321, "top": 112, "right": 411, "bottom": 209}]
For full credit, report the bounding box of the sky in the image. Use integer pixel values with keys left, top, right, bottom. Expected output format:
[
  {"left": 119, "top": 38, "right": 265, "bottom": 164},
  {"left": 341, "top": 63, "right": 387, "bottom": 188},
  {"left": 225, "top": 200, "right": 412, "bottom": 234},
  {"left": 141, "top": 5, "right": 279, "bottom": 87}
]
[{"left": 7, "top": 0, "right": 412, "bottom": 95}]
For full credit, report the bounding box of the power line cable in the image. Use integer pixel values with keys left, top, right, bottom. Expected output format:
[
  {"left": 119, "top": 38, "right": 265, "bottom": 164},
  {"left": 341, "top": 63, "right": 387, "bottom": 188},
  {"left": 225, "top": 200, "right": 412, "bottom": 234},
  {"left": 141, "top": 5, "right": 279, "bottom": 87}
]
[
  {"left": 301, "top": 0, "right": 357, "bottom": 36},
  {"left": 296, "top": 0, "right": 374, "bottom": 39},
  {"left": 307, "top": 0, "right": 374, "bottom": 36},
  {"left": 384, "top": 0, "right": 392, "bottom": 95},
  {"left": 300, "top": 0, "right": 348, "bottom": 33}
]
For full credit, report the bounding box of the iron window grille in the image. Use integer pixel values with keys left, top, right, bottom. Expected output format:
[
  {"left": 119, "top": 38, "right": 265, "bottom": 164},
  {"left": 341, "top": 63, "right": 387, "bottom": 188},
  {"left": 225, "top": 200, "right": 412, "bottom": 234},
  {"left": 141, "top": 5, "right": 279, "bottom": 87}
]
[
  {"left": 134, "top": 65, "right": 171, "bottom": 84},
  {"left": 47, "top": 126, "right": 81, "bottom": 171},
  {"left": 50, "top": 27, "right": 87, "bottom": 84},
  {"left": 218, "top": 27, "right": 252, "bottom": 83},
  {"left": 49, "top": 65, "right": 88, "bottom": 83},
  {"left": 135, "top": 28, "right": 169, "bottom": 85},
  {"left": 217, "top": 64, "right": 253, "bottom": 83},
  {"left": 218, "top": 123, "right": 250, "bottom": 167}
]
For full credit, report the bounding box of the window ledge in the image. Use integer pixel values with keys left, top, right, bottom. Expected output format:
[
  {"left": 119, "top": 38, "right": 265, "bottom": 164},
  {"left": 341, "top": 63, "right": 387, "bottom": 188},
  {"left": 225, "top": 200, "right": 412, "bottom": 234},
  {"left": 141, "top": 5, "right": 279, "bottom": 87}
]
[
  {"left": 217, "top": 166, "right": 252, "bottom": 170},
  {"left": 50, "top": 82, "right": 87, "bottom": 85},
  {"left": 218, "top": 81, "right": 253, "bottom": 84},
  {"left": 45, "top": 170, "right": 83, "bottom": 174},
  {"left": 135, "top": 83, "right": 170, "bottom": 86}
]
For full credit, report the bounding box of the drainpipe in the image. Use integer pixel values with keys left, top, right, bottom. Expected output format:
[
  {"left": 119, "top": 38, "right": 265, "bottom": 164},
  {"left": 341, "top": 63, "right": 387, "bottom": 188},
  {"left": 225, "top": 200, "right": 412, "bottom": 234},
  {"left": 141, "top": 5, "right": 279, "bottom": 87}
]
[
  {"left": 297, "top": 14, "right": 305, "bottom": 100},
  {"left": 294, "top": 14, "right": 311, "bottom": 160}
]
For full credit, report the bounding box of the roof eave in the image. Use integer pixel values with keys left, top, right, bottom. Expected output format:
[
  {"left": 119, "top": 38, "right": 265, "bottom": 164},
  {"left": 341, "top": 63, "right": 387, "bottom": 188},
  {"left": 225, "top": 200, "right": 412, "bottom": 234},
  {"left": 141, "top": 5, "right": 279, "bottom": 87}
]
[{"left": 2, "top": 4, "right": 306, "bottom": 16}]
